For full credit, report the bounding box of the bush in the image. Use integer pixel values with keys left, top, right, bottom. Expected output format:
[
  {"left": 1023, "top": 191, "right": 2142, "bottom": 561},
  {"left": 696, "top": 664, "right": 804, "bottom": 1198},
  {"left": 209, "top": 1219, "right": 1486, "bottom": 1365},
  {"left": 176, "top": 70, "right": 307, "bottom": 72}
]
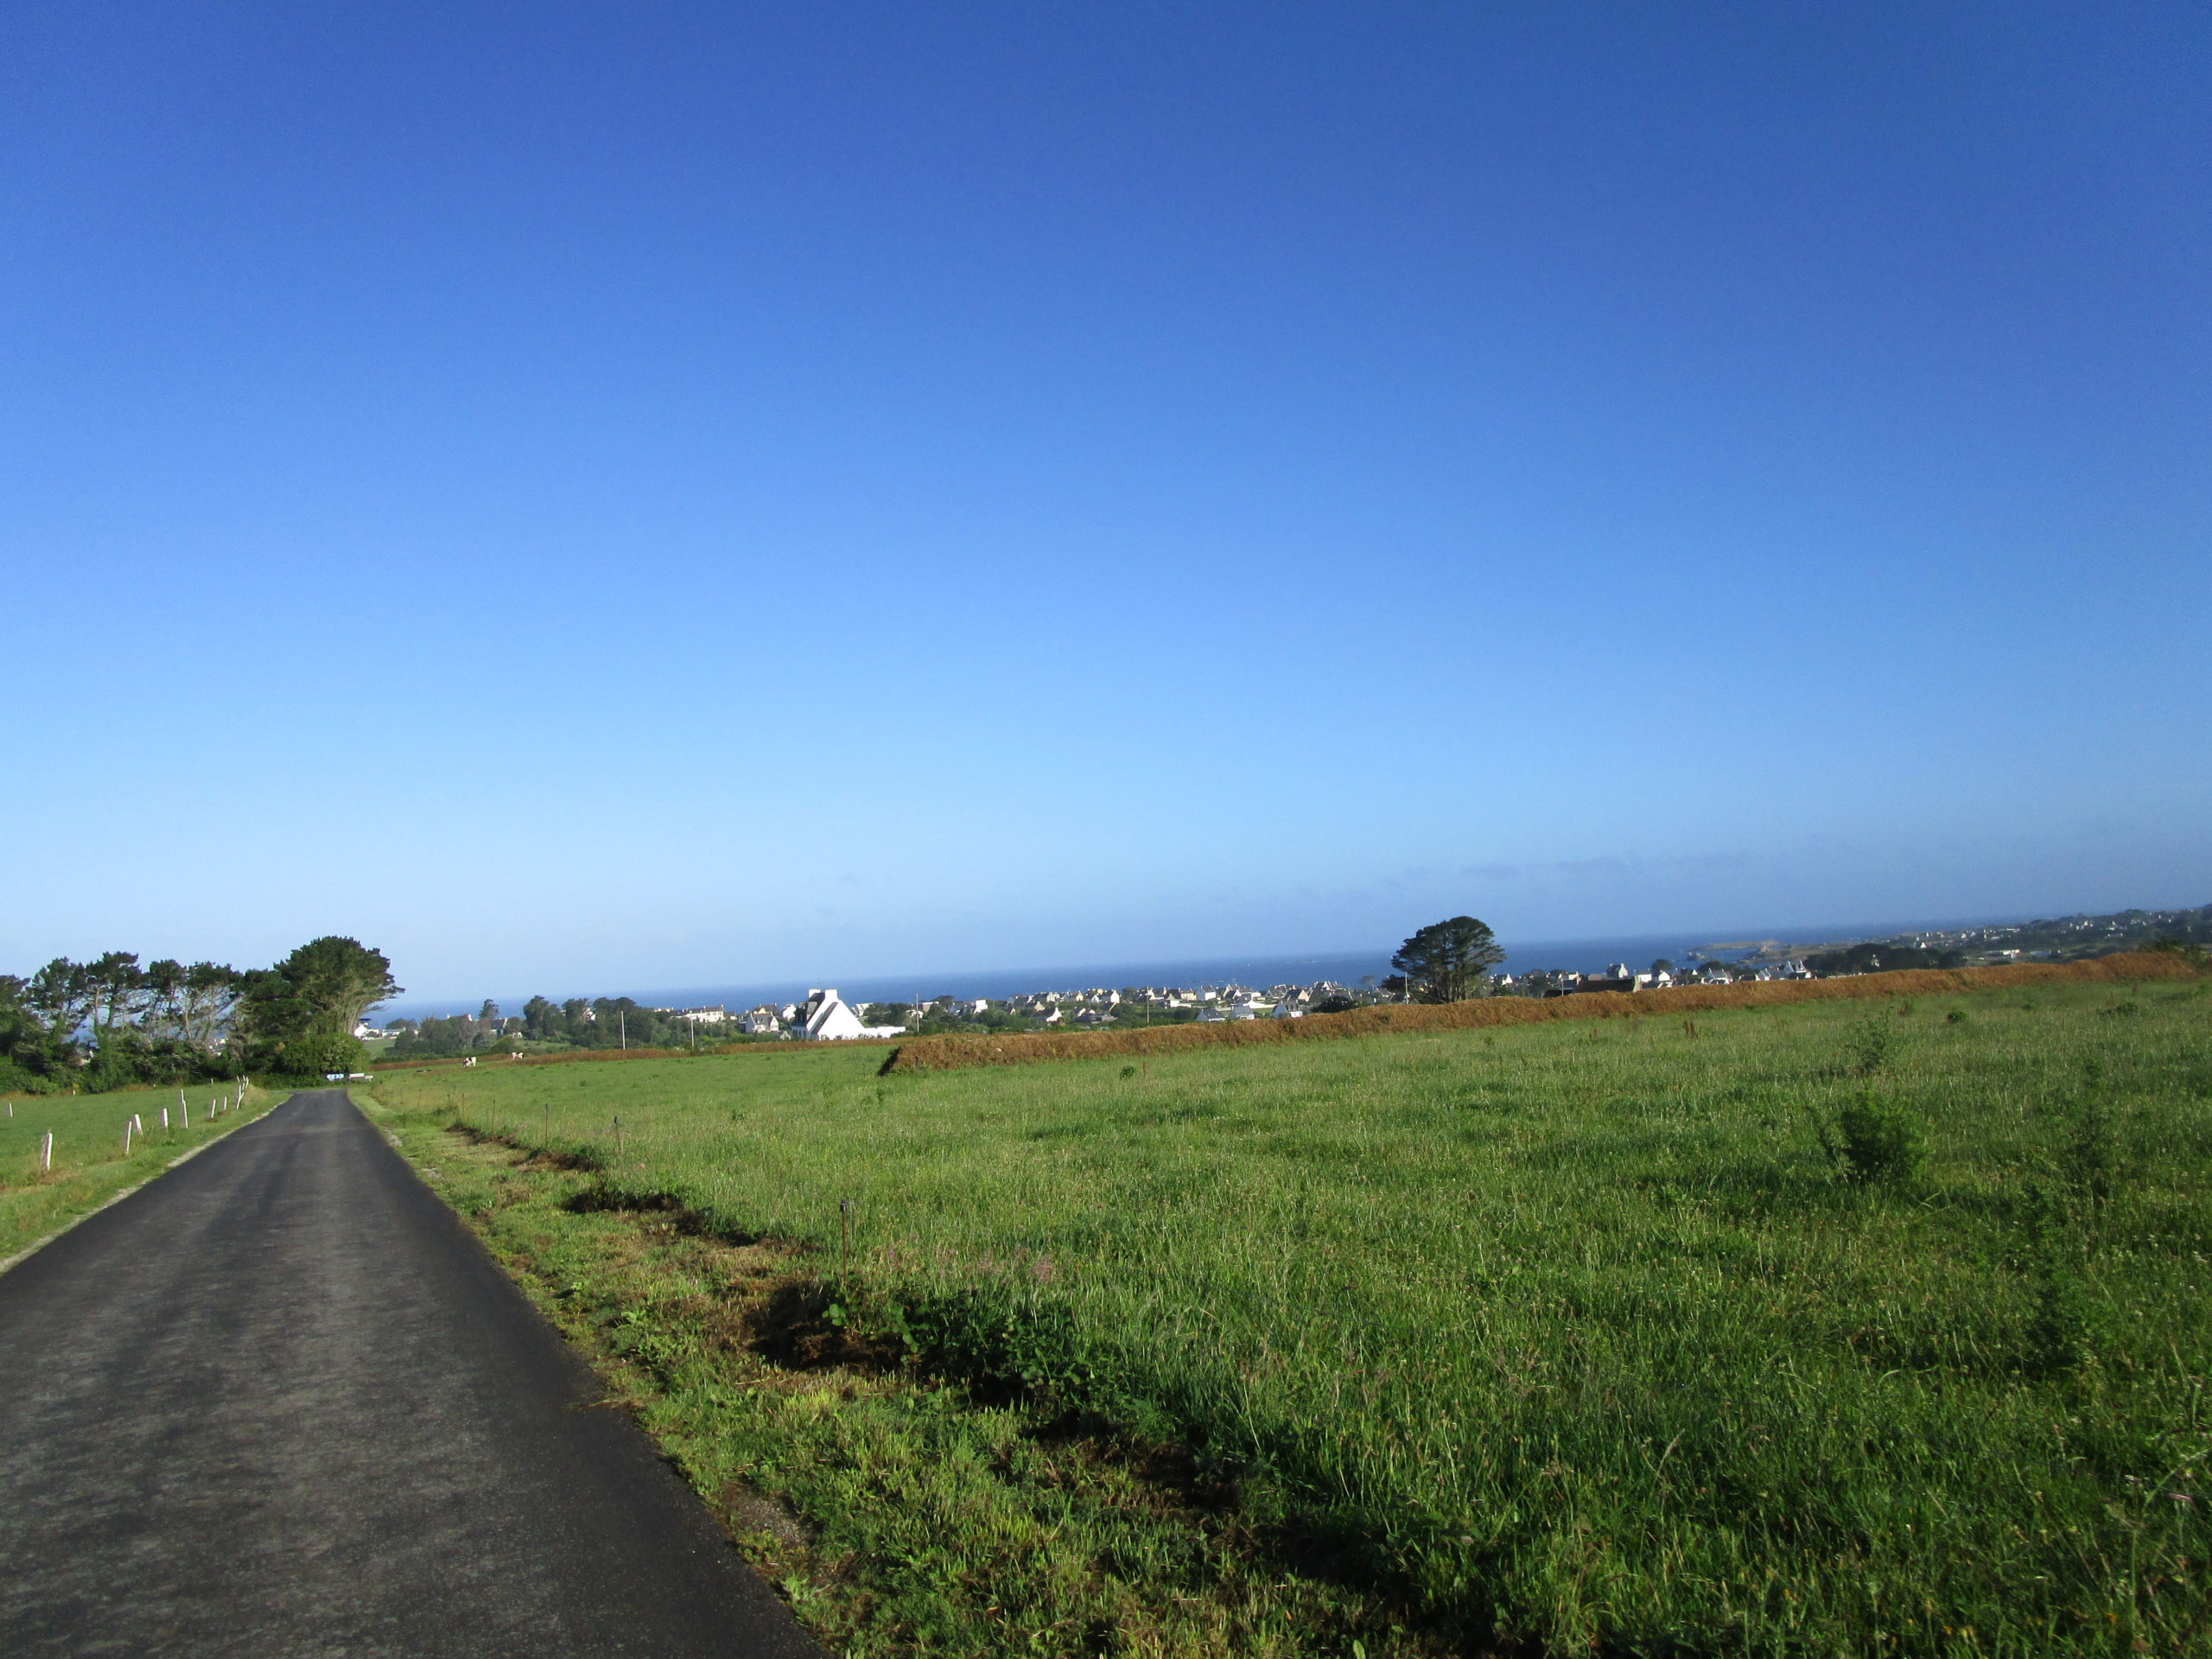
[
  {"left": 81, "top": 1046, "right": 145, "bottom": 1093},
  {"left": 1846, "top": 1011, "right": 1896, "bottom": 1077},
  {"left": 276, "top": 1032, "right": 367, "bottom": 1077},
  {"left": 0, "top": 1057, "right": 61, "bottom": 1096},
  {"left": 2017, "top": 1184, "right": 2101, "bottom": 1376},
  {"left": 1820, "top": 1090, "right": 1925, "bottom": 1185}
]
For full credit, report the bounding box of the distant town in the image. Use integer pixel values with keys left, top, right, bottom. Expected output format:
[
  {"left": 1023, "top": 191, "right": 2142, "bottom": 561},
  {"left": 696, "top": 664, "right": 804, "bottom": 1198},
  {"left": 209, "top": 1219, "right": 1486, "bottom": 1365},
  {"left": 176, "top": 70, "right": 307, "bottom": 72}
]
[{"left": 365, "top": 902, "right": 2212, "bottom": 1059}]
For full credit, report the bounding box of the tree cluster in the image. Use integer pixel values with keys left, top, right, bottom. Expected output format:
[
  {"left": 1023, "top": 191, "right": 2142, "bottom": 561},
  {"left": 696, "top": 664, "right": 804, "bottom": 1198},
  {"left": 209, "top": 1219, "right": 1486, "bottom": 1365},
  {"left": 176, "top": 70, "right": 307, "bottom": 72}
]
[
  {"left": 0, "top": 937, "right": 398, "bottom": 1094},
  {"left": 385, "top": 995, "right": 717, "bottom": 1058},
  {"left": 1805, "top": 942, "right": 1967, "bottom": 976},
  {"left": 1392, "top": 916, "right": 1506, "bottom": 1004}
]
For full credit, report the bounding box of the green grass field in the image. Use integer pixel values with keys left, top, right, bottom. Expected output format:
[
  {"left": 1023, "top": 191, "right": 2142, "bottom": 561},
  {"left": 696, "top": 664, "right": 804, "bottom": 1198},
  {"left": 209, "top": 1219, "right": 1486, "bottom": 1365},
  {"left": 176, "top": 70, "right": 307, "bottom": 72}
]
[
  {"left": 367, "top": 975, "right": 2212, "bottom": 1656},
  {"left": 0, "top": 1078, "right": 274, "bottom": 1262}
]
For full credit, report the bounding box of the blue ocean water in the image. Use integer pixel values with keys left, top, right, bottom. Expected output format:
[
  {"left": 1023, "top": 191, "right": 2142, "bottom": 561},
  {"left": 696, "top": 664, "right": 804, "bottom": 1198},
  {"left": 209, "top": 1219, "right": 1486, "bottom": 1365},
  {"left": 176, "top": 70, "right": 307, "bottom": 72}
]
[{"left": 385, "top": 916, "right": 1995, "bottom": 1020}]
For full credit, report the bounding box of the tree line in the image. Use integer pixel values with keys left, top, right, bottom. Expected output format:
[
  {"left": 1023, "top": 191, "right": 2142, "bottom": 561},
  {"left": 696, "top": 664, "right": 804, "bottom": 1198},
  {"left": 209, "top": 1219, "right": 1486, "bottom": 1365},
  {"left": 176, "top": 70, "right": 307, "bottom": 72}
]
[
  {"left": 0, "top": 937, "right": 399, "bottom": 1094},
  {"left": 385, "top": 994, "right": 724, "bottom": 1058}
]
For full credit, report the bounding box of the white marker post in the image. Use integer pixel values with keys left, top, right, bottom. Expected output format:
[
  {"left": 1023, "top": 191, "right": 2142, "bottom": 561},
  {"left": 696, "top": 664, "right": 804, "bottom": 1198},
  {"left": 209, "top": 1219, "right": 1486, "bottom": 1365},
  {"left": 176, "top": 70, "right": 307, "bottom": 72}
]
[
  {"left": 161, "top": 1109, "right": 169, "bottom": 1130},
  {"left": 124, "top": 1120, "right": 134, "bottom": 1154},
  {"left": 40, "top": 1132, "right": 52, "bottom": 1170},
  {"left": 181, "top": 1100, "right": 189, "bottom": 1128}
]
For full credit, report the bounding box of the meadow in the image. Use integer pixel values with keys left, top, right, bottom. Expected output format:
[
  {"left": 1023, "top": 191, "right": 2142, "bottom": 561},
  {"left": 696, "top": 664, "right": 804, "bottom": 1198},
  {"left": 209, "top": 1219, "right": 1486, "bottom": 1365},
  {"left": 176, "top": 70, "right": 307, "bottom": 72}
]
[
  {"left": 0, "top": 1078, "right": 270, "bottom": 1262},
  {"left": 366, "top": 971, "right": 2212, "bottom": 1656}
]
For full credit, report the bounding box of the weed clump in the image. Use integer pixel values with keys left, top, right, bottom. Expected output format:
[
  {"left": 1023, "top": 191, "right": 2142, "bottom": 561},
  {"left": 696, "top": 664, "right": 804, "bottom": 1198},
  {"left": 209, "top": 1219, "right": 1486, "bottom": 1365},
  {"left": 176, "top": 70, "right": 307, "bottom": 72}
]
[
  {"left": 1846, "top": 1012, "right": 1895, "bottom": 1077},
  {"left": 2063, "top": 1060, "right": 2114, "bottom": 1206},
  {"left": 2017, "top": 1184, "right": 2100, "bottom": 1377},
  {"left": 1819, "top": 1090, "right": 1925, "bottom": 1185}
]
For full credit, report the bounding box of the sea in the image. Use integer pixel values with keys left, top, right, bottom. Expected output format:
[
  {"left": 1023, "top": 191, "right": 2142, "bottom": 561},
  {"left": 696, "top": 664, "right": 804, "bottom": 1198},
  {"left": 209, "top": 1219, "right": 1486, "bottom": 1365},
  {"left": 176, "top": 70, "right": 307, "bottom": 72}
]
[{"left": 381, "top": 914, "right": 1999, "bottom": 1021}]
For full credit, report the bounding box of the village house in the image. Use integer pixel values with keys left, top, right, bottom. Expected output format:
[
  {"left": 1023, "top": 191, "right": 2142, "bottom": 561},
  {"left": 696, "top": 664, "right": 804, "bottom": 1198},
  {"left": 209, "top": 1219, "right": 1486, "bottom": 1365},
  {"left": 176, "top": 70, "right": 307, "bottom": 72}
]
[
  {"left": 1198, "top": 996, "right": 1274, "bottom": 1022},
  {"left": 791, "top": 989, "right": 906, "bottom": 1041}
]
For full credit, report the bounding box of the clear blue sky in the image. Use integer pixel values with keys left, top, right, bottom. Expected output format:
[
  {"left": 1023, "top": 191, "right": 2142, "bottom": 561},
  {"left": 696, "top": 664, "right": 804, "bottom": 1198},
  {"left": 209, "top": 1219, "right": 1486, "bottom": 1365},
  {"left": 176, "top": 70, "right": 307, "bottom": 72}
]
[{"left": 4, "top": 3, "right": 2206, "bottom": 1000}]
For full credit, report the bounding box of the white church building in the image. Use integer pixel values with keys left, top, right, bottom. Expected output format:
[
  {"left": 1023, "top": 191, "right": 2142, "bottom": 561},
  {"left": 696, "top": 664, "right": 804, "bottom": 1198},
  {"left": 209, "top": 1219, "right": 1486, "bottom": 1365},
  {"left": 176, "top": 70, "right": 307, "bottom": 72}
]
[{"left": 791, "top": 989, "right": 905, "bottom": 1041}]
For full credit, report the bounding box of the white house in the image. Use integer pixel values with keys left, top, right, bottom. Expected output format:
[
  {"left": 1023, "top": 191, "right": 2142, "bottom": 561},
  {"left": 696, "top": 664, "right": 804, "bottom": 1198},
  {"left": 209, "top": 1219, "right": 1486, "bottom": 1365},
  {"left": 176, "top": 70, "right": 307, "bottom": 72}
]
[
  {"left": 793, "top": 989, "right": 906, "bottom": 1041},
  {"left": 794, "top": 989, "right": 865, "bottom": 1040},
  {"left": 740, "top": 1006, "right": 783, "bottom": 1036}
]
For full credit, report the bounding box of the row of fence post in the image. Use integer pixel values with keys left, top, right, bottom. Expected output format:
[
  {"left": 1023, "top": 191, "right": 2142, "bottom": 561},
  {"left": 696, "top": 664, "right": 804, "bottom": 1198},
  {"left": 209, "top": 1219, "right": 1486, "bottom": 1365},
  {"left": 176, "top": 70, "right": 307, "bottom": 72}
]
[{"left": 16, "top": 1081, "right": 251, "bottom": 1170}]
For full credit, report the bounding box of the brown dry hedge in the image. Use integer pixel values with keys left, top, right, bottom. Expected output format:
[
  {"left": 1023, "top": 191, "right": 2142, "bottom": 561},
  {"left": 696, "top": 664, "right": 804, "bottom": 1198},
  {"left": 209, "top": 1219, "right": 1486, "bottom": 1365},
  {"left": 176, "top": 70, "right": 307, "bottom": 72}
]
[{"left": 877, "top": 951, "right": 2200, "bottom": 1077}]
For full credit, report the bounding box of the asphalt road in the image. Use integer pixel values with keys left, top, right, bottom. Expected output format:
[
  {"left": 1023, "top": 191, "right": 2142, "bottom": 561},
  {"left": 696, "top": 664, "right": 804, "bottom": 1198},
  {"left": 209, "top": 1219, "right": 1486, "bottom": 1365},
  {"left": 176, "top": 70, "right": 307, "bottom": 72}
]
[{"left": 0, "top": 1090, "right": 820, "bottom": 1658}]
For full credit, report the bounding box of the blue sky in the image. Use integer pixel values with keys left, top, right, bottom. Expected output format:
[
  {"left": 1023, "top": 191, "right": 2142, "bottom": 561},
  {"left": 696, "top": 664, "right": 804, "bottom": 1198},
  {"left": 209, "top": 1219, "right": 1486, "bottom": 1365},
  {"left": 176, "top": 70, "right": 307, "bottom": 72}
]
[{"left": 3, "top": 3, "right": 2206, "bottom": 1000}]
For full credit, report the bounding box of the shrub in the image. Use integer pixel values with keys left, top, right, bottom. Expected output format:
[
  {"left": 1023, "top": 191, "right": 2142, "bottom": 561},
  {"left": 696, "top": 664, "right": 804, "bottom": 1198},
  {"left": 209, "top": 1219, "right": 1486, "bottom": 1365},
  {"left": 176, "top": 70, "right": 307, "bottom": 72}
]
[
  {"left": 1820, "top": 1090, "right": 1925, "bottom": 1185},
  {"left": 82, "top": 1055, "right": 141, "bottom": 1093},
  {"left": 2017, "top": 1184, "right": 2099, "bottom": 1376},
  {"left": 0, "top": 1057, "right": 61, "bottom": 1096},
  {"left": 276, "top": 1032, "right": 367, "bottom": 1077},
  {"left": 1846, "top": 1012, "right": 1895, "bottom": 1077}
]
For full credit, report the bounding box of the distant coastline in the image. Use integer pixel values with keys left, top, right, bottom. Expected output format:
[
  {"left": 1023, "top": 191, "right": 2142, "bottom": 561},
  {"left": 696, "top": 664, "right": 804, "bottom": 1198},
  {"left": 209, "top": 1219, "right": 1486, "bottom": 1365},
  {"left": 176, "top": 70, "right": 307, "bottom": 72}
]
[{"left": 378, "top": 913, "right": 2031, "bottom": 1021}]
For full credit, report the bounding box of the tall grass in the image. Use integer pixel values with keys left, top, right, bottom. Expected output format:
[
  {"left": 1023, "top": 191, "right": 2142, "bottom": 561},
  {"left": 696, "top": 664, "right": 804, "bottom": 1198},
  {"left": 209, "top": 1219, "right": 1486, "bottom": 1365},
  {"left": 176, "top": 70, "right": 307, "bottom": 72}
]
[{"left": 372, "top": 977, "right": 2212, "bottom": 1654}]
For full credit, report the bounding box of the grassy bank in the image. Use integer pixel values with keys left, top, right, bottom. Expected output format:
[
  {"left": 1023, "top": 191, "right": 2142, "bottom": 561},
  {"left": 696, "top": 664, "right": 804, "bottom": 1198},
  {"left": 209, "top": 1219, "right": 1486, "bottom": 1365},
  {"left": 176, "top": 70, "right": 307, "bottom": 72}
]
[
  {"left": 0, "top": 1079, "right": 276, "bottom": 1262},
  {"left": 367, "top": 974, "right": 2212, "bottom": 1655}
]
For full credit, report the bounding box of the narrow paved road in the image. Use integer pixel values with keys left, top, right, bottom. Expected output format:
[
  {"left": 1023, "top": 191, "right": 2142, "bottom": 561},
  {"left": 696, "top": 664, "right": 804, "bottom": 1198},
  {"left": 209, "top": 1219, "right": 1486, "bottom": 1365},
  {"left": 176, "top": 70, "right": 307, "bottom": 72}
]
[{"left": 0, "top": 1090, "right": 819, "bottom": 1658}]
